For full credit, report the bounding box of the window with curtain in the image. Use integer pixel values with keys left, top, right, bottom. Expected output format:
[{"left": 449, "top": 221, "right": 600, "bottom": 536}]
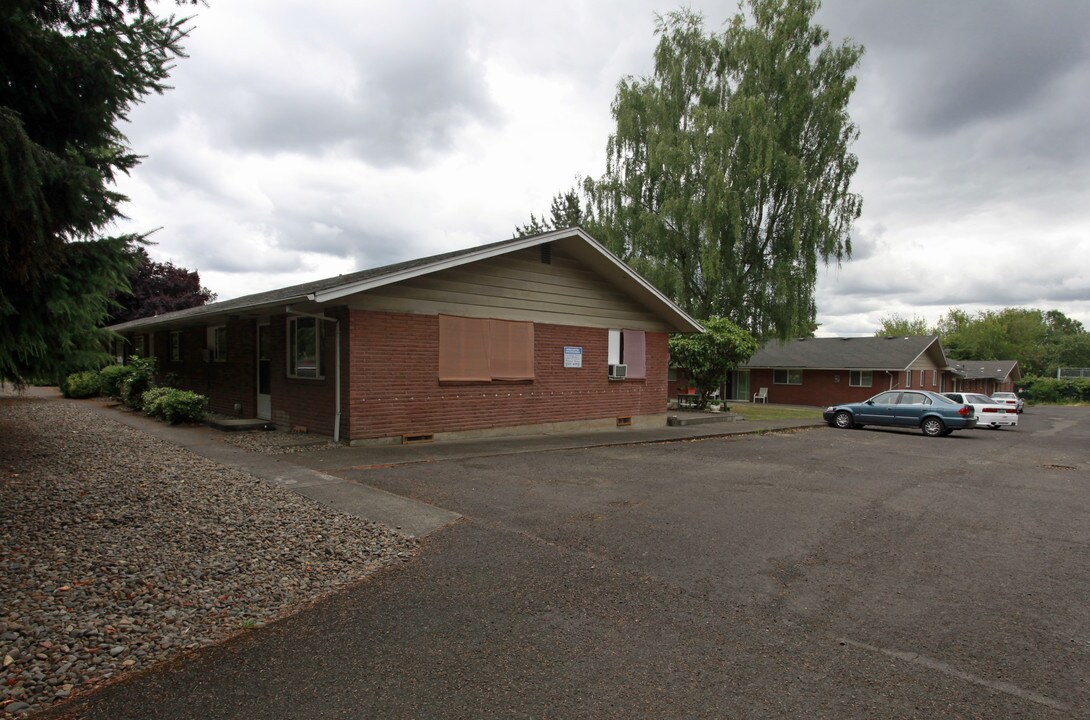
[
  {"left": 849, "top": 370, "right": 872, "bottom": 387},
  {"left": 438, "top": 315, "right": 533, "bottom": 382},
  {"left": 773, "top": 369, "right": 803, "bottom": 385}
]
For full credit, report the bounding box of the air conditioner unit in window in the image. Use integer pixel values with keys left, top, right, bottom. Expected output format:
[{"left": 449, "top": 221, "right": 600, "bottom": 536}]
[{"left": 608, "top": 363, "right": 628, "bottom": 380}]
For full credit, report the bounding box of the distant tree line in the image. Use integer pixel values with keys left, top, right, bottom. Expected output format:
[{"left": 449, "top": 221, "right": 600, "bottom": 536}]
[{"left": 876, "top": 308, "right": 1090, "bottom": 378}]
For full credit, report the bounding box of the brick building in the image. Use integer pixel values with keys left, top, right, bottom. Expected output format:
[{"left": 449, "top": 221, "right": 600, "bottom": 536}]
[
  {"left": 738, "top": 336, "right": 957, "bottom": 407},
  {"left": 108, "top": 228, "right": 702, "bottom": 443},
  {"left": 948, "top": 360, "right": 1021, "bottom": 395}
]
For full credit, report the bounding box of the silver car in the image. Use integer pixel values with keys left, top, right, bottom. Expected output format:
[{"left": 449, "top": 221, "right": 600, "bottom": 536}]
[{"left": 990, "top": 391, "right": 1024, "bottom": 413}]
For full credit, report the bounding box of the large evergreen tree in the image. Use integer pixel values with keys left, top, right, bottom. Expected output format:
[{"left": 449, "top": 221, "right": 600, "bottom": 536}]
[
  {"left": 514, "top": 188, "right": 588, "bottom": 238},
  {"left": 0, "top": 0, "right": 190, "bottom": 385},
  {"left": 587, "top": 1, "right": 863, "bottom": 339}
]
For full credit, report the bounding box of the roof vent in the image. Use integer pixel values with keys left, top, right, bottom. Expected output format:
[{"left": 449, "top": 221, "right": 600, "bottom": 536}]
[{"left": 540, "top": 243, "right": 552, "bottom": 264}]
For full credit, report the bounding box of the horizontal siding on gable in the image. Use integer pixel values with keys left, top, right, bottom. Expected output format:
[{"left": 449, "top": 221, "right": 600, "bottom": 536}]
[{"left": 345, "top": 247, "right": 670, "bottom": 331}]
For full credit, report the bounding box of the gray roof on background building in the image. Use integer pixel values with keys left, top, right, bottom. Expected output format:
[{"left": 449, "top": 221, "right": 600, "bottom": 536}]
[
  {"left": 741, "top": 335, "right": 945, "bottom": 371},
  {"left": 949, "top": 360, "right": 1020, "bottom": 380}
]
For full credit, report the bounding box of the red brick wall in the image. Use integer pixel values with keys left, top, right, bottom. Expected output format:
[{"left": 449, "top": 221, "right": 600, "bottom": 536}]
[
  {"left": 141, "top": 320, "right": 257, "bottom": 417},
  {"left": 747, "top": 368, "right": 955, "bottom": 407},
  {"left": 346, "top": 310, "right": 668, "bottom": 440},
  {"left": 265, "top": 309, "right": 345, "bottom": 437}
]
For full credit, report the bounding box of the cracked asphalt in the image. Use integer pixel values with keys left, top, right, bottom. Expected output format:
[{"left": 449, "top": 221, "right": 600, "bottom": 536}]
[{"left": 42, "top": 408, "right": 1090, "bottom": 719}]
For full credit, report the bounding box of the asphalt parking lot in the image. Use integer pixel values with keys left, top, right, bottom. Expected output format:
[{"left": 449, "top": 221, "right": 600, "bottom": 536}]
[{"left": 51, "top": 407, "right": 1090, "bottom": 719}]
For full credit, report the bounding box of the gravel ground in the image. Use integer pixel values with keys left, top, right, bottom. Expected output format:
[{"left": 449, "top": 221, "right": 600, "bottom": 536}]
[
  {"left": 218, "top": 429, "right": 342, "bottom": 455},
  {"left": 0, "top": 392, "right": 418, "bottom": 717}
]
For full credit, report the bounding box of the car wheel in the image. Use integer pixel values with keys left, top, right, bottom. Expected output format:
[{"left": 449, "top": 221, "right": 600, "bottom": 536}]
[
  {"left": 989, "top": 424, "right": 1001, "bottom": 430},
  {"left": 921, "top": 417, "right": 946, "bottom": 437},
  {"left": 833, "top": 410, "right": 854, "bottom": 429}
]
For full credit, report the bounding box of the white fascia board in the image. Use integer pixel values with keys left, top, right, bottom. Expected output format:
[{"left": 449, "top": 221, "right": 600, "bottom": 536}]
[{"left": 310, "top": 227, "right": 704, "bottom": 333}]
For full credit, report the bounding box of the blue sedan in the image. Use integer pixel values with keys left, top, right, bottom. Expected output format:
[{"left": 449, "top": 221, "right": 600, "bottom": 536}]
[{"left": 824, "top": 390, "right": 978, "bottom": 437}]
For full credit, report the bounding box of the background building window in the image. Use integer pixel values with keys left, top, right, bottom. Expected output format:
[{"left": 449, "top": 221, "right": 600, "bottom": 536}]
[
  {"left": 288, "top": 317, "right": 323, "bottom": 379},
  {"left": 849, "top": 370, "right": 872, "bottom": 387},
  {"left": 169, "top": 332, "right": 182, "bottom": 362},
  {"left": 773, "top": 369, "right": 803, "bottom": 385}
]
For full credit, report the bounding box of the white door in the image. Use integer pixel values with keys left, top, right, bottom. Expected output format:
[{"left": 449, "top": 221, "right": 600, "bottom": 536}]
[{"left": 257, "top": 322, "right": 271, "bottom": 420}]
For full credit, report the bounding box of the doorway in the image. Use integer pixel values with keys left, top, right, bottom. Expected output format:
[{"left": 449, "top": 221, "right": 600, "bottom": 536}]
[
  {"left": 731, "top": 370, "right": 750, "bottom": 401},
  {"left": 257, "top": 322, "right": 271, "bottom": 420}
]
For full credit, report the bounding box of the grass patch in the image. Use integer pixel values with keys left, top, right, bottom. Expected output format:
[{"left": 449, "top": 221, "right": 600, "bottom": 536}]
[{"left": 735, "top": 404, "right": 824, "bottom": 421}]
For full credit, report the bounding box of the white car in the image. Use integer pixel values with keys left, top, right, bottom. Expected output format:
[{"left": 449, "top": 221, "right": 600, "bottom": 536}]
[
  {"left": 990, "top": 391, "right": 1024, "bottom": 413},
  {"left": 942, "top": 392, "right": 1018, "bottom": 429}
]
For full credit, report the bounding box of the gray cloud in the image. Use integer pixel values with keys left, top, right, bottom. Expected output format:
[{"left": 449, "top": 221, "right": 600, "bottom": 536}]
[{"left": 159, "top": 3, "right": 499, "bottom": 168}]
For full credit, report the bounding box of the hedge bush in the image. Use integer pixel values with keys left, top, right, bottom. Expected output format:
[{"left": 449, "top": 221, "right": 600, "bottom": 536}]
[
  {"left": 121, "top": 356, "right": 158, "bottom": 410},
  {"left": 62, "top": 371, "right": 100, "bottom": 399},
  {"left": 1016, "top": 376, "right": 1090, "bottom": 404},
  {"left": 143, "top": 387, "right": 207, "bottom": 424},
  {"left": 98, "top": 364, "right": 133, "bottom": 399}
]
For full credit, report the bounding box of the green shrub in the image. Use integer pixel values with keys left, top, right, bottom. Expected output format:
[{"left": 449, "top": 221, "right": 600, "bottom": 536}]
[
  {"left": 62, "top": 371, "right": 100, "bottom": 399},
  {"left": 98, "top": 364, "right": 134, "bottom": 399},
  {"left": 121, "top": 355, "right": 158, "bottom": 410},
  {"left": 141, "top": 387, "right": 175, "bottom": 419},
  {"left": 156, "top": 388, "right": 207, "bottom": 424},
  {"left": 1016, "top": 376, "right": 1090, "bottom": 404}
]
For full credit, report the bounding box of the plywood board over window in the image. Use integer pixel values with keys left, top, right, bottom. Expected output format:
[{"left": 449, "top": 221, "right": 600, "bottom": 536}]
[
  {"left": 439, "top": 315, "right": 534, "bottom": 382},
  {"left": 439, "top": 315, "right": 491, "bottom": 382},
  {"left": 622, "top": 329, "right": 646, "bottom": 378},
  {"left": 489, "top": 319, "right": 534, "bottom": 380}
]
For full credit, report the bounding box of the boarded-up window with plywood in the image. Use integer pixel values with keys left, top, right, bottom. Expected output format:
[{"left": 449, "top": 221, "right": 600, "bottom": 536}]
[
  {"left": 489, "top": 319, "right": 534, "bottom": 380},
  {"left": 622, "top": 329, "right": 646, "bottom": 379},
  {"left": 438, "top": 315, "right": 534, "bottom": 382}
]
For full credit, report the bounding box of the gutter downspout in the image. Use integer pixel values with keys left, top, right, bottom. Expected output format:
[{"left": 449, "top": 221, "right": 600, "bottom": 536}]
[
  {"left": 285, "top": 307, "right": 342, "bottom": 443},
  {"left": 886, "top": 371, "right": 894, "bottom": 390}
]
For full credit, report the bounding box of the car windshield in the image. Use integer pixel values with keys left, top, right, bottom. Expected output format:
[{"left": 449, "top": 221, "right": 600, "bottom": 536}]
[
  {"left": 993, "top": 393, "right": 1015, "bottom": 399},
  {"left": 930, "top": 393, "right": 956, "bottom": 404},
  {"left": 967, "top": 394, "right": 993, "bottom": 404}
]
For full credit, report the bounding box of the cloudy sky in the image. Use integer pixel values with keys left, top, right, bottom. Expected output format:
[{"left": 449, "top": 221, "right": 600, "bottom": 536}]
[{"left": 114, "top": 0, "right": 1090, "bottom": 336}]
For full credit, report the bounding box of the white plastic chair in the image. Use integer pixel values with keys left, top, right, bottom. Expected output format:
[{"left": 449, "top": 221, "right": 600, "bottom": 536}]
[{"left": 752, "top": 387, "right": 768, "bottom": 403}]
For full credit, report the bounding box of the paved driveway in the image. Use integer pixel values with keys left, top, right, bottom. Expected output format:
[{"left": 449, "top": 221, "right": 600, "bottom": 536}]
[{"left": 48, "top": 409, "right": 1090, "bottom": 718}]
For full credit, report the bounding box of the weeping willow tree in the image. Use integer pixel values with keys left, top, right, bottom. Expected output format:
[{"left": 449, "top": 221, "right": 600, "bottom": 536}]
[{"left": 587, "top": 0, "right": 863, "bottom": 340}]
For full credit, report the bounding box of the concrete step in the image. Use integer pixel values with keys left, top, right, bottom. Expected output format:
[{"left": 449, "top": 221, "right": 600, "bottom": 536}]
[
  {"left": 205, "top": 415, "right": 275, "bottom": 432},
  {"left": 667, "top": 412, "right": 745, "bottom": 427}
]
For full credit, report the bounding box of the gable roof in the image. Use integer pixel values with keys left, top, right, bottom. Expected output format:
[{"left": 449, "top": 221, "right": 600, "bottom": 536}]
[
  {"left": 109, "top": 228, "right": 703, "bottom": 334},
  {"left": 741, "top": 335, "right": 948, "bottom": 371},
  {"left": 950, "top": 360, "right": 1021, "bottom": 381}
]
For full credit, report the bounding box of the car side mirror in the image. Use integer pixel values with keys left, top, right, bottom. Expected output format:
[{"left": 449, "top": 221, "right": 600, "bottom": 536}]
[{"left": 865, "top": 400, "right": 874, "bottom": 405}]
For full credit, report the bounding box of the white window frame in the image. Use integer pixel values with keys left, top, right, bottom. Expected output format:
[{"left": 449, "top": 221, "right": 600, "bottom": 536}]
[
  {"left": 207, "top": 326, "right": 227, "bottom": 363},
  {"left": 132, "top": 334, "right": 146, "bottom": 358},
  {"left": 906, "top": 369, "right": 911, "bottom": 388},
  {"left": 773, "top": 369, "right": 803, "bottom": 385},
  {"left": 849, "top": 370, "right": 873, "bottom": 387},
  {"left": 607, "top": 329, "right": 622, "bottom": 365},
  {"left": 287, "top": 316, "right": 323, "bottom": 380}
]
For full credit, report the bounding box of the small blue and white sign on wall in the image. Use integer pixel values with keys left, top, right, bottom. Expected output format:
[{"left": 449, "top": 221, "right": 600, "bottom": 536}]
[{"left": 563, "top": 346, "right": 583, "bottom": 368}]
